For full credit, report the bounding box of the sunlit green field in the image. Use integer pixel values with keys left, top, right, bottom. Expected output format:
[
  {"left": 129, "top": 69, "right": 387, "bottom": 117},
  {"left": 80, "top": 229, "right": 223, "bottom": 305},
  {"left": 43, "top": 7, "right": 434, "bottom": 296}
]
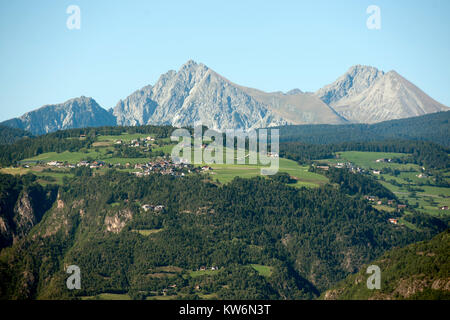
[
  {"left": 132, "top": 229, "right": 164, "bottom": 236},
  {"left": 250, "top": 264, "right": 273, "bottom": 277},
  {"left": 189, "top": 269, "right": 220, "bottom": 278},
  {"left": 329, "top": 151, "right": 419, "bottom": 171},
  {"left": 0, "top": 166, "right": 73, "bottom": 185},
  {"left": 208, "top": 158, "right": 328, "bottom": 188},
  {"left": 22, "top": 150, "right": 109, "bottom": 163}
]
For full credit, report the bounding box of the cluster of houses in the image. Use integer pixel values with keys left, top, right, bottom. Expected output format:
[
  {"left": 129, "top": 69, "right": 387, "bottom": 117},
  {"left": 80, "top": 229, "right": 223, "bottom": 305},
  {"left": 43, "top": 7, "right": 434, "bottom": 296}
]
[
  {"left": 198, "top": 266, "right": 219, "bottom": 271},
  {"left": 375, "top": 158, "right": 392, "bottom": 163},
  {"left": 132, "top": 159, "right": 212, "bottom": 177},
  {"left": 77, "top": 160, "right": 107, "bottom": 169},
  {"left": 315, "top": 162, "right": 364, "bottom": 173},
  {"left": 132, "top": 159, "right": 200, "bottom": 177},
  {"left": 363, "top": 196, "right": 406, "bottom": 225},
  {"left": 115, "top": 136, "right": 156, "bottom": 148},
  {"left": 141, "top": 204, "right": 165, "bottom": 212},
  {"left": 39, "top": 156, "right": 213, "bottom": 179},
  {"left": 364, "top": 196, "right": 405, "bottom": 208},
  {"left": 45, "top": 160, "right": 108, "bottom": 169}
]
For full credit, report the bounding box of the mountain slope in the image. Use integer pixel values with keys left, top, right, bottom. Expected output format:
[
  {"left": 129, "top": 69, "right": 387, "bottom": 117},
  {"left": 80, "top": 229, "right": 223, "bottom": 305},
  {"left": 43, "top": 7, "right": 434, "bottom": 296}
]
[
  {"left": 0, "top": 171, "right": 435, "bottom": 299},
  {"left": 1, "top": 97, "right": 116, "bottom": 135},
  {"left": 316, "top": 66, "right": 448, "bottom": 123},
  {"left": 113, "top": 60, "right": 346, "bottom": 130},
  {"left": 323, "top": 230, "right": 450, "bottom": 300}
]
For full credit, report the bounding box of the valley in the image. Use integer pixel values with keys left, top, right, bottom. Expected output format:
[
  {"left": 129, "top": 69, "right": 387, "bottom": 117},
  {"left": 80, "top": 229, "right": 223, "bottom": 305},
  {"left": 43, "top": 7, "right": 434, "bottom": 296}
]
[{"left": 0, "top": 119, "right": 448, "bottom": 300}]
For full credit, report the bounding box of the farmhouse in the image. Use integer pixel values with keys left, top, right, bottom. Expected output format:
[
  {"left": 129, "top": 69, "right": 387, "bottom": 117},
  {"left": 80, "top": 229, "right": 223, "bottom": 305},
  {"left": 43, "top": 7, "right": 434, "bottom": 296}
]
[
  {"left": 388, "top": 218, "right": 399, "bottom": 225},
  {"left": 47, "top": 161, "right": 63, "bottom": 167},
  {"left": 77, "top": 161, "right": 90, "bottom": 167}
]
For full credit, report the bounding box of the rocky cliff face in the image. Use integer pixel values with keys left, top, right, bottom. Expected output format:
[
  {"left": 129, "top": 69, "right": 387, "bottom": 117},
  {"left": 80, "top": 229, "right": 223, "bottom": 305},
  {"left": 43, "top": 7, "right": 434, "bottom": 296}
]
[
  {"left": 316, "top": 65, "right": 384, "bottom": 106},
  {"left": 1, "top": 96, "right": 116, "bottom": 135},
  {"left": 0, "top": 183, "right": 57, "bottom": 249},
  {"left": 13, "top": 191, "right": 36, "bottom": 240},
  {"left": 0, "top": 191, "right": 36, "bottom": 248},
  {"left": 316, "top": 66, "right": 448, "bottom": 123},
  {"left": 113, "top": 60, "right": 345, "bottom": 130}
]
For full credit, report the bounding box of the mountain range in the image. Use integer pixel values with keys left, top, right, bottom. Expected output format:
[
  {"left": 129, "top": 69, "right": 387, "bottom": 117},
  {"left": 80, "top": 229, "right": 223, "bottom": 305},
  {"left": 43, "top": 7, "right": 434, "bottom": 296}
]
[
  {"left": 1, "top": 96, "right": 116, "bottom": 136},
  {"left": 1, "top": 61, "right": 448, "bottom": 134}
]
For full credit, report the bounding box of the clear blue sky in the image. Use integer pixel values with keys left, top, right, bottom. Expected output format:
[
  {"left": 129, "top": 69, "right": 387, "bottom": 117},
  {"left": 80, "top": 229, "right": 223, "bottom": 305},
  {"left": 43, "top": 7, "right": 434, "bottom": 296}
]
[{"left": 1, "top": 0, "right": 449, "bottom": 121}]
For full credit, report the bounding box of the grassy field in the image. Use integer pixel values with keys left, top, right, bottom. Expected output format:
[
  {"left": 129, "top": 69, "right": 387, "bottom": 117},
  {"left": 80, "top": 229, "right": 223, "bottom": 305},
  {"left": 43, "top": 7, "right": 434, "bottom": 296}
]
[
  {"left": 209, "top": 158, "right": 328, "bottom": 188},
  {"left": 81, "top": 293, "right": 131, "bottom": 300},
  {"left": 16, "top": 135, "right": 328, "bottom": 188},
  {"left": 332, "top": 151, "right": 413, "bottom": 169},
  {"left": 189, "top": 269, "right": 220, "bottom": 278},
  {"left": 373, "top": 204, "right": 396, "bottom": 213},
  {"left": 0, "top": 167, "right": 32, "bottom": 175},
  {"left": 0, "top": 167, "right": 73, "bottom": 185},
  {"left": 22, "top": 150, "right": 111, "bottom": 164},
  {"left": 132, "top": 228, "right": 164, "bottom": 236},
  {"left": 250, "top": 264, "right": 273, "bottom": 277},
  {"left": 319, "top": 151, "right": 450, "bottom": 219}
]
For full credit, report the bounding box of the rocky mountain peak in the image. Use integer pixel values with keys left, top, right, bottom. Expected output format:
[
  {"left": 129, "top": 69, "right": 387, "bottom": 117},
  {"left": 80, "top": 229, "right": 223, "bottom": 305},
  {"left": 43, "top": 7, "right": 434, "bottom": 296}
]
[
  {"left": 286, "top": 88, "right": 304, "bottom": 95},
  {"left": 112, "top": 60, "right": 345, "bottom": 130},
  {"left": 324, "top": 68, "right": 448, "bottom": 123},
  {"left": 316, "top": 65, "right": 384, "bottom": 106},
  {"left": 1, "top": 96, "right": 116, "bottom": 135}
]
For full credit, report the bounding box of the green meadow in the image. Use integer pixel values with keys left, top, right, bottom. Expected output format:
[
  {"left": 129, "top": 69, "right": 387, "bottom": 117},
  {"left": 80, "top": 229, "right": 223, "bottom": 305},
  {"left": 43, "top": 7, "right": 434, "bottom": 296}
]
[
  {"left": 250, "top": 264, "right": 273, "bottom": 277},
  {"left": 320, "top": 151, "right": 450, "bottom": 219}
]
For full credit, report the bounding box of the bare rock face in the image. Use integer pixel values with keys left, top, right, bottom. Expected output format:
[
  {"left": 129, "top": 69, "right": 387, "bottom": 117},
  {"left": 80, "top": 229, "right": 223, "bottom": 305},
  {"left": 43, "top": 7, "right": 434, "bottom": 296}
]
[
  {"left": 113, "top": 60, "right": 345, "bottom": 130},
  {"left": 316, "top": 66, "right": 448, "bottom": 123},
  {"left": 316, "top": 65, "right": 384, "bottom": 106},
  {"left": 13, "top": 192, "right": 36, "bottom": 240},
  {"left": 104, "top": 209, "right": 133, "bottom": 233},
  {"left": 0, "top": 191, "right": 38, "bottom": 248},
  {"left": 1, "top": 96, "right": 116, "bottom": 135},
  {"left": 0, "top": 184, "right": 57, "bottom": 249}
]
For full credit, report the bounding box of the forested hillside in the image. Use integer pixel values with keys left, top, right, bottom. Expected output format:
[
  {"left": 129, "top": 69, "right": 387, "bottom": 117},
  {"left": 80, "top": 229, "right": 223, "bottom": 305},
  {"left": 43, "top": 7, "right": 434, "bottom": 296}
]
[
  {"left": 0, "top": 118, "right": 448, "bottom": 300},
  {"left": 0, "top": 171, "right": 443, "bottom": 300},
  {"left": 276, "top": 111, "right": 450, "bottom": 146},
  {"left": 323, "top": 230, "right": 450, "bottom": 300},
  {"left": 0, "top": 125, "right": 32, "bottom": 145},
  {"left": 280, "top": 140, "right": 449, "bottom": 170}
]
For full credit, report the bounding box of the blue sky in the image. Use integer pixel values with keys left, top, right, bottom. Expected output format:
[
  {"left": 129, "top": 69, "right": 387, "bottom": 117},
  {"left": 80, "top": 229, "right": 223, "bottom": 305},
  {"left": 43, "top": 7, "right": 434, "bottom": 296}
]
[{"left": 0, "top": 0, "right": 449, "bottom": 121}]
